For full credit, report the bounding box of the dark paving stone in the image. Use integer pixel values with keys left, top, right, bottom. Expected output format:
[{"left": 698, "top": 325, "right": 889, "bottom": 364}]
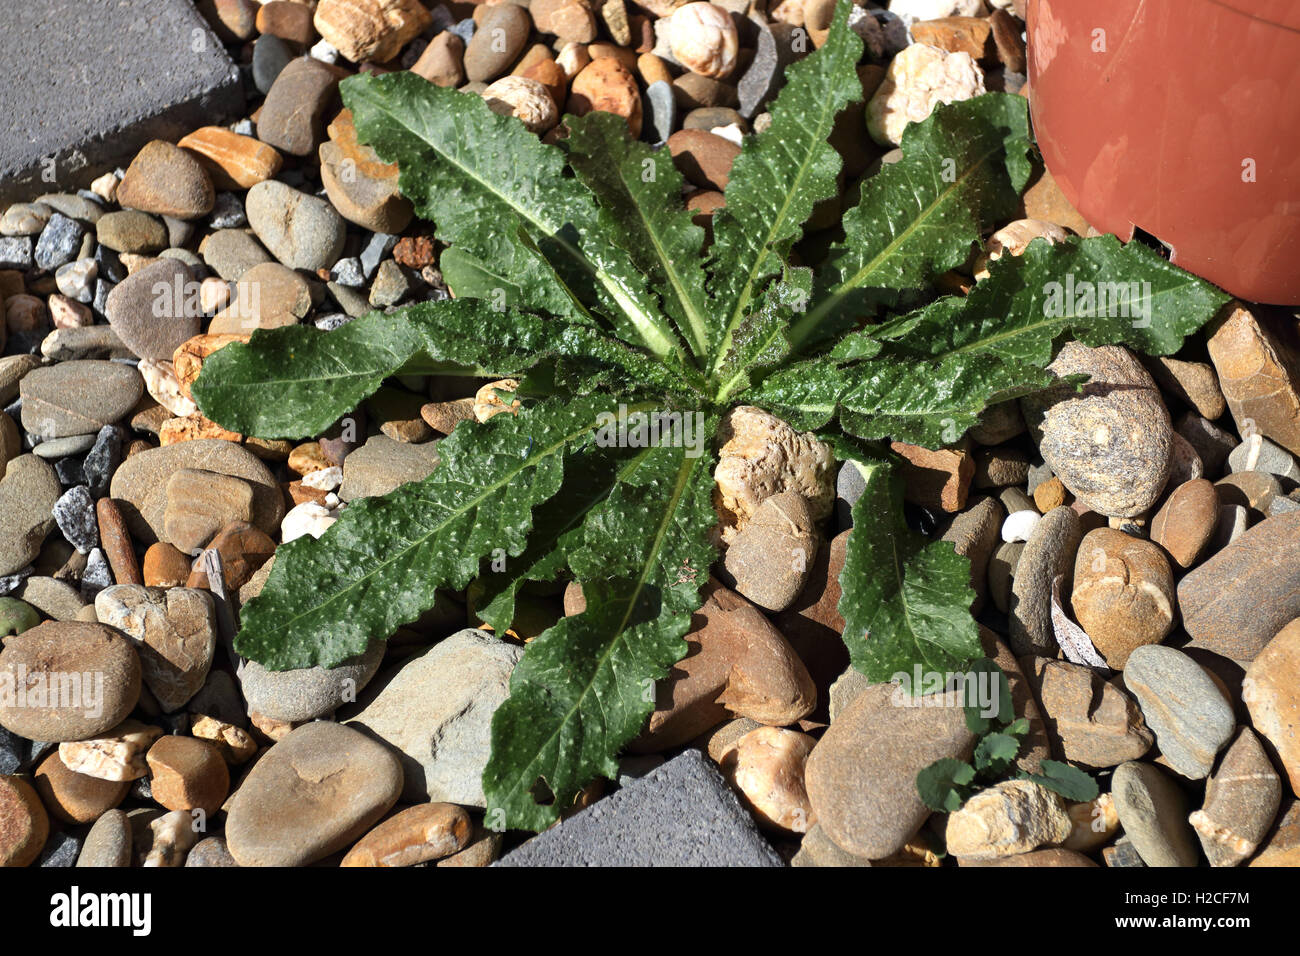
[
  {"left": 0, "top": 0, "right": 243, "bottom": 205},
  {"left": 495, "top": 749, "right": 784, "bottom": 867}
]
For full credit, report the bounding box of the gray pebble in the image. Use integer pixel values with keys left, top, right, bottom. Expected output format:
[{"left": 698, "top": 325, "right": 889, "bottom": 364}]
[
  {"left": 359, "top": 232, "right": 397, "bottom": 279},
  {"left": 331, "top": 256, "right": 365, "bottom": 287},
  {"left": 83, "top": 426, "right": 122, "bottom": 498},
  {"left": 208, "top": 192, "right": 247, "bottom": 230},
  {"left": 1123, "top": 644, "right": 1235, "bottom": 780},
  {"left": 645, "top": 81, "right": 676, "bottom": 145},
  {"left": 81, "top": 548, "right": 113, "bottom": 601},
  {"left": 33, "top": 434, "right": 97, "bottom": 460},
  {"left": 34, "top": 213, "right": 86, "bottom": 271},
  {"left": 252, "top": 33, "right": 294, "bottom": 95},
  {"left": 55, "top": 258, "right": 97, "bottom": 303},
  {"left": 53, "top": 485, "right": 99, "bottom": 554},
  {"left": 39, "top": 830, "right": 83, "bottom": 868},
  {"left": 0, "top": 236, "right": 35, "bottom": 269}
]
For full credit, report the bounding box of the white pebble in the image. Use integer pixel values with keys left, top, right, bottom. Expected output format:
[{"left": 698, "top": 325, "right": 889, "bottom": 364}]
[
  {"left": 310, "top": 38, "right": 340, "bottom": 64},
  {"left": 1002, "top": 509, "right": 1041, "bottom": 543},
  {"left": 281, "top": 502, "right": 337, "bottom": 543},
  {"left": 302, "top": 465, "right": 342, "bottom": 491},
  {"left": 710, "top": 123, "right": 744, "bottom": 146}
]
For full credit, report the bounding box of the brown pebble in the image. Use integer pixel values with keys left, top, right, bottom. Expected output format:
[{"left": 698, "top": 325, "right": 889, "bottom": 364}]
[
  {"left": 142, "top": 542, "right": 193, "bottom": 587},
  {"left": 185, "top": 521, "right": 276, "bottom": 592},
  {"left": 1033, "top": 475, "right": 1067, "bottom": 512},
  {"left": 341, "top": 802, "right": 472, "bottom": 867},
  {"left": 393, "top": 235, "right": 435, "bottom": 269},
  {"left": 96, "top": 497, "right": 142, "bottom": 585},
  {"left": 0, "top": 775, "right": 49, "bottom": 867},
  {"left": 667, "top": 129, "right": 741, "bottom": 192},
  {"left": 146, "top": 736, "right": 230, "bottom": 815},
  {"left": 34, "top": 752, "right": 129, "bottom": 825}
]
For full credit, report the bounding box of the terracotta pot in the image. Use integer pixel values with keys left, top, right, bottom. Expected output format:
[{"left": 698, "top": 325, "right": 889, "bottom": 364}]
[{"left": 1027, "top": 0, "right": 1300, "bottom": 304}]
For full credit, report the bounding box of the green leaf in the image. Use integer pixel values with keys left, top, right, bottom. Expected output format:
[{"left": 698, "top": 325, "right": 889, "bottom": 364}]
[
  {"left": 473, "top": 441, "right": 635, "bottom": 633},
  {"left": 235, "top": 396, "right": 623, "bottom": 669},
  {"left": 917, "top": 758, "right": 976, "bottom": 813},
  {"left": 714, "top": 266, "right": 814, "bottom": 404},
  {"left": 833, "top": 234, "right": 1231, "bottom": 446},
  {"left": 193, "top": 299, "right": 695, "bottom": 439},
  {"left": 973, "top": 732, "right": 1022, "bottom": 777},
  {"left": 835, "top": 453, "right": 981, "bottom": 682},
  {"left": 483, "top": 441, "right": 718, "bottom": 830},
  {"left": 343, "top": 72, "right": 683, "bottom": 359},
  {"left": 565, "top": 112, "right": 712, "bottom": 360},
  {"left": 1020, "top": 760, "right": 1100, "bottom": 803},
  {"left": 793, "top": 92, "right": 1033, "bottom": 349},
  {"left": 706, "top": 0, "right": 863, "bottom": 370}
]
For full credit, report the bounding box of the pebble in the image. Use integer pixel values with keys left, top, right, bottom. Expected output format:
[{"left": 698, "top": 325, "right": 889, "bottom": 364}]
[
  {"left": 0, "top": 454, "right": 61, "bottom": 575},
  {"left": 668, "top": 128, "right": 741, "bottom": 191},
  {"left": 76, "top": 808, "right": 132, "bottom": 867},
  {"left": 1244, "top": 619, "right": 1300, "bottom": 794},
  {"left": 0, "top": 621, "right": 140, "bottom": 741},
  {"left": 53, "top": 485, "right": 99, "bottom": 554},
  {"left": 256, "top": 57, "right": 342, "bottom": 157},
  {"left": 721, "top": 725, "right": 817, "bottom": 834},
  {"left": 0, "top": 236, "right": 34, "bottom": 270},
  {"left": 722, "top": 491, "right": 819, "bottom": 612},
  {"left": 178, "top": 127, "right": 284, "bottom": 192},
  {"left": 198, "top": 229, "right": 273, "bottom": 282},
  {"left": 116, "top": 140, "right": 215, "bottom": 220},
  {"left": 58, "top": 719, "right": 162, "bottom": 782},
  {"left": 1177, "top": 412, "right": 1236, "bottom": 476},
  {"left": 1216, "top": 470, "right": 1281, "bottom": 517},
  {"left": 19, "top": 360, "right": 143, "bottom": 440},
  {"left": 569, "top": 56, "right": 644, "bottom": 138},
  {"left": 1150, "top": 478, "right": 1218, "bottom": 570},
  {"left": 1151, "top": 355, "right": 1227, "bottom": 420},
  {"left": 142, "top": 808, "right": 198, "bottom": 867},
  {"left": 109, "top": 439, "right": 284, "bottom": 545},
  {"left": 341, "top": 802, "right": 472, "bottom": 867},
  {"left": 0, "top": 355, "right": 38, "bottom": 405},
  {"left": 481, "top": 76, "right": 560, "bottom": 135},
  {"left": 1009, "top": 506, "right": 1081, "bottom": 656},
  {"left": 1071, "top": 528, "right": 1175, "bottom": 668},
  {"left": 669, "top": 2, "right": 739, "bottom": 78},
  {"left": 36, "top": 193, "right": 104, "bottom": 225},
  {"left": 1190, "top": 727, "right": 1282, "bottom": 866},
  {"left": 1, "top": 202, "right": 52, "bottom": 236},
  {"left": 210, "top": 261, "right": 313, "bottom": 333},
  {"left": 95, "top": 210, "right": 167, "bottom": 254},
  {"left": 94, "top": 586, "right": 217, "bottom": 712},
  {"left": 1001, "top": 508, "right": 1039, "bottom": 543},
  {"left": 369, "top": 258, "right": 417, "bottom": 307},
  {"left": 630, "top": 583, "right": 815, "bottom": 751},
  {"left": 1025, "top": 657, "right": 1153, "bottom": 767},
  {"left": 0, "top": 774, "right": 49, "bottom": 867},
  {"left": 33, "top": 751, "right": 129, "bottom": 824},
  {"left": 411, "top": 30, "right": 465, "bottom": 86},
  {"left": 1179, "top": 511, "right": 1300, "bottom": 660},
  {"left": 0, "top": 596, "right": 40, "bottom": 637},
  {"left": 239, "top": 638, "right": 385, "bottom": 723},
  {"left": 17, "top": 577, "right": 86, "bottom": 622},
  {"left": 246, "top": 180, "right": 347, "bottom": 273},
  {"left": 805, "top": 682, "right": 974, "bottom": 859},
  {"left": 1123, "top": 644, "right": 1235, "bottom": 779},
  {"left": 34, "top": 213, "right": 86, "bottom": 272},
  {"left": 185, "top": 835, "right": 239, "bottom": 867},
  {"left": 463, "top": 3, "right": 531, "bottom": 82},
  {"left": 1249, "top": 800, "right": 1300, "bottom": 866},
  {"left": 338, "top": 433, "right": 440, "bottom": 501},
  {"left": 162, "top": 468, "right": 257, "bottom": 554},
  {"left": 714, "top": 406, "right": 835, "bottom": 544},
  {"left": 1022, "top": 343, "right": 1172, "bottom": 517},
  {"left": 40, "top": 324, "right": 127, "bottom": 361},
  {"left": 1207, "top": 302, "right": 1300, "bottom": 458},
  {"left": 146, "top": 735, "right": 229, "bottom": 814},
  {"left": 224, "top": 721, "right": 403, "bottom": 867},
  {"left": 645, "top": 80, "right": 677, "bottom": 145},
  {"left": 55, "top": 258, "right": 98, "bottom": 302},
  {"left": 1229, "top": 433, "right": 1300, "bottom": 482},
  {"left": 941, "top": 495, "right": 1003, "bottom": 615},
  {"left": 185, "top": 521, "right": 277, "bottom": 592},
  {"left": 1112, "top": 760, "right": 1199, "bottom": 867},
  {"left": 343, "top": 629, "right": 519, "bottom": 805},
  {"left": 866, "top": 41, "right": 985, "bottom": 146},
  {"left": 946, "top": 779, "right": 1072, "bottom": 860},
  {"left": 314, "top": 0, "right": 430, "bottom": 62}
]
